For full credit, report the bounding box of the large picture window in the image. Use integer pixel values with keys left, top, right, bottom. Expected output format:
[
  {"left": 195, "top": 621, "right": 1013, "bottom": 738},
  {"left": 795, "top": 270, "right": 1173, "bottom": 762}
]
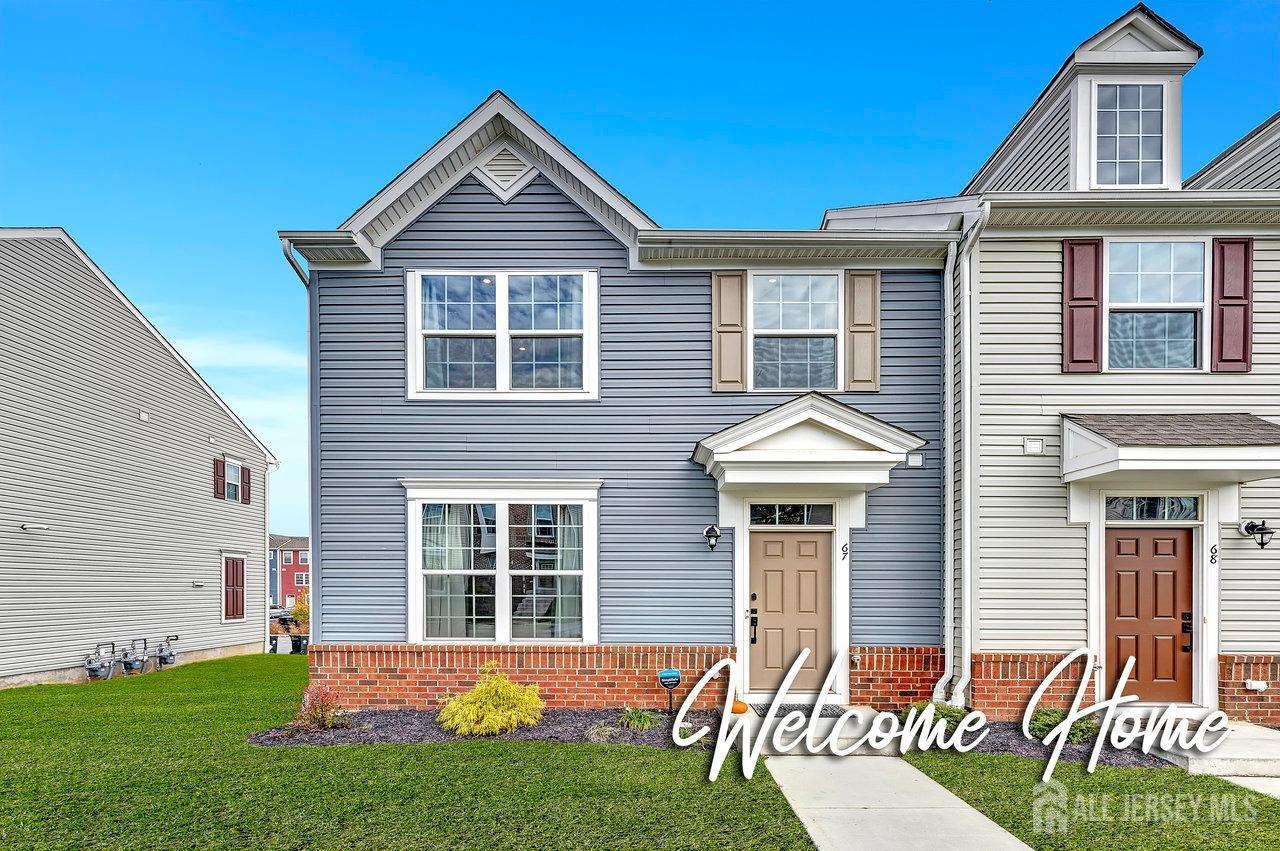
[
  {"left": 749, "top": 272, "right": 841, "bottom": 391},
  {"left": 407, "top": 270, "right": 598, "bottom": 400},
  {"left": 1105, "top": 241, "right": 1206, "bottom": 371},
  {"left": 406, "top": 483, "right": 599, "bottom": 643}
]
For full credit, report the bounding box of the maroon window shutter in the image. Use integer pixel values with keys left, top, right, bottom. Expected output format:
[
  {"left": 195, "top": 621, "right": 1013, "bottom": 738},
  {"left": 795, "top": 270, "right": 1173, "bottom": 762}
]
[
  {"left": 213, "top": 459, "right": 226, "bottom": 500},
  {"left": 240, "top": 466, "right": 251, "bottom": 504},
  {"left": 224, "top": 557, "right": 245, "bottom": 619},
  {"left": 1062, "top": 239, "right": 1104, "bottom": 373},
  {"left": 1212, "top": 238, "right": 1254, "bottom": 373}
]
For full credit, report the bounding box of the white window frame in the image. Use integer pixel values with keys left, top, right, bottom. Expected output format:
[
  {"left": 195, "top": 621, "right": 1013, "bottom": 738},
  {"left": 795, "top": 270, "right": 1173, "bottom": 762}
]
[
  {"left": 1101, "top": 237, "right": 1211, "bottom": 373},
  {"left": 745, "top": 269, "right": 845, "bottom": 393},
  {"left": 295, "top": 572, "right": 309, "bottom": 586},
  {"left": 219, "top": 550, "right": 248, "bottom": 624},
  {"left": 1089, "top": 79, "right": 1173, "bottom": 191},
  {"left": 405, "top": 269, "right": 600, "bottom": 401},
  {"left": 299, "top": 550, "right": 309, "bottom": 565},
  {"left": 282, "top": 550, "right": 293, "bottom": 565},
  {"left": 223, "top": 456, "right": 242, "bottom": 502},
  {"left": 402, "top": 479, "right": 601, "bottom": 644}
]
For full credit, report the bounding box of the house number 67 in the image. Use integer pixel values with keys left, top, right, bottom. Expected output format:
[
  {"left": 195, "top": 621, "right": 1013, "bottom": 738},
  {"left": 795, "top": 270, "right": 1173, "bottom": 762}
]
[
  {"left": 1210, "top": 545, "right": 1218, "bottom": 565},
  {"left": 842, "top": 543, "right": 849, "bottom": 561}
]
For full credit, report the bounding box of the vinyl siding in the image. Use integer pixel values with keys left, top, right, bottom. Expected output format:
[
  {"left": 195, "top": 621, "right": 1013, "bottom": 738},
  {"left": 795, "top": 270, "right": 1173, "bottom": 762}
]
[
  {"left": 0, "top": 236, "right": 269, "bottom": 680},
  {"left": 971, "top": 97, "right": 1072, "bottom": 193},
  {"left": 314, "top": 175, "right": 944, "bottom": 646},
  {"left": 1186, "top": 121, "right": 1280, "bottom": 190},
  {"left": 974, "top": 236, "right": 1280, "bottom": 653}
]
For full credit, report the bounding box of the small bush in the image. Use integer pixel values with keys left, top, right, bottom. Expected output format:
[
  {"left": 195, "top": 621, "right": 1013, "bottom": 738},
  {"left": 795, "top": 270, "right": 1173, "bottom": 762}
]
[
  {"left": 1028, "top": 708, "right": 1100, "bottom": 744},
  {"left": 585, "top": 723, "right": 618, "bottom": 744},
  {"left": 618, "top": 707, "right": 661, "bottom": 731},
  {"left": 290, "top": 589, "right": 310, "bottom": 627},
  {"left": 293, "top": 684, "right": 349, "bottom": 731},
  {"left": 437, "top": 661, "right": 544, "bottom": 736},
  {"left": 899, "top": 700, "right": 968, "bottom": 735}
]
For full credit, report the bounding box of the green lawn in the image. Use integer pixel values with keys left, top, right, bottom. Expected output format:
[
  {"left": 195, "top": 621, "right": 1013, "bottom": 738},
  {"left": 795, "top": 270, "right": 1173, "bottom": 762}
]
[
  {"left": 906, "top": 749, "right": 1280, "bottom": 851},
  {"left": 0, "top": 655, "right": 812, "bottom": 851}
]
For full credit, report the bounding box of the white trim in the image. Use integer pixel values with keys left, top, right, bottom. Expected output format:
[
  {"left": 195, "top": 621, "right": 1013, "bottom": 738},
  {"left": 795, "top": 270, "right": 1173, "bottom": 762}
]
[
  {"left": 219, "top": 551, "right": 249, "bottom": 624},
  {"left": 470, "top": 143, "right": 540, "bottom": 203},
  {"left": 1073, "top": 486, "right": 1219, "bottom": 710},
  {"left": 744, "top": 270, "right": 844, "bottom": 394},
  {"left": 1100, "top": 237, "right": 1210, "bottom": 374},
  {"left": 283, "top": 550, "right": 293, "bottom": 565},
  {"left": 404, "top": 269, "right": 600, "bottom": 402},
  {"left": 223, "top": 458, "right": 243, "bottom": 503},
  {"left": 721, "top": 490, "right": 855, "bottom": 704},
  {"left": 340, "top": 92, "right": 656, "bottom": 246},
  {"left": 402, "top": 480, "right": 601, "bottom": 645},
  {"left": 1061, "top": 418, "right": 1280, "bottom": 485},
  {"left": 0, "top": 229, "right": 277, "bottom": 465},
  {"left": 295, "top": 572, "right": 309, "bottom": 586}
]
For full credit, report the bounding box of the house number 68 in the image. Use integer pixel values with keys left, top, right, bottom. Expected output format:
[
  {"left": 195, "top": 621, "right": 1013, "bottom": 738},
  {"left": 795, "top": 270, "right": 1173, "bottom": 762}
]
[{"left": 1210, "top": 545, "right": 1218, "bottom": 565}]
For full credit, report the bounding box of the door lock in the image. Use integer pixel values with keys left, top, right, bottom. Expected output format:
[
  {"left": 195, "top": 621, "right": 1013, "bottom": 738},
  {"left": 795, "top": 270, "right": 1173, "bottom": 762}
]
[
  {"left": 1181, "top": 611, "right": 1193, "bottom": 652},
  {"left": 749, "top": 607, "right": 759, "bottom": 645}
]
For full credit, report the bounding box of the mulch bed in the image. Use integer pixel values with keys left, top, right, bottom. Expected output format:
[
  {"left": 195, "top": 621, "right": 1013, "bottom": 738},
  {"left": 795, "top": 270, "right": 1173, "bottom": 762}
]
[
  {"left": 966, "top": 721, "right": 1172, "bottom": 768},
  {"left": 249, "top": 708, "right": 717, "bottom": 749}
]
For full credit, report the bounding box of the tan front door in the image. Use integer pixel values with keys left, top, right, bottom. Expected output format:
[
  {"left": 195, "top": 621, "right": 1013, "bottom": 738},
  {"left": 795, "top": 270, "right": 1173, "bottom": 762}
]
[
  {"left": 749, "top": 530, "right": 833, "bottom": 692},
  {"left": 1105, "top": 528, "right": 1194, "bottom": 703}
]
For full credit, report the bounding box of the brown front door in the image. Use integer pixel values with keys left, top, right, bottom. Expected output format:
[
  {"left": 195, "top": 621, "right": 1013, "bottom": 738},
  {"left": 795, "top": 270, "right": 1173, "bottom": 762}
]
[
  {"left": 749, "top": 531, "right": 832, "bottom": 692},
  {"left": 1105, "top": 528, "right": 1194, "bottom": 703}
]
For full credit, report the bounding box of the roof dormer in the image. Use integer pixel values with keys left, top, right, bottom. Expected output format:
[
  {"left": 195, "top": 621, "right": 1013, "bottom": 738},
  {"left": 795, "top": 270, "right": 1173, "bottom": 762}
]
[{"left": 964, "top": 5, "right": 1203, "bottom": 195}]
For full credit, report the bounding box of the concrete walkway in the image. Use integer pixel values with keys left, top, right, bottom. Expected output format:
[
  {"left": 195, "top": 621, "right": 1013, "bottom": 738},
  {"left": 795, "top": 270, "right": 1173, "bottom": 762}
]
[{"left": 766, "top": 755, "right": 1029, "bottom": 851}]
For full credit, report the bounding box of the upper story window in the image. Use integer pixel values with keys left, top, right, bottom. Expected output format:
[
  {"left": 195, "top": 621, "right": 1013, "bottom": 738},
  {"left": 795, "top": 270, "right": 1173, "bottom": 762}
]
[
  {"left": 299, "top": 551, "right": 309, "bottom": 565},
  {"left": 1095, "top": 83, "right": 1164, "bottom": 187},
  {"left": 224, "top": 459, "right": 242, "bottom": 502},
  {"left": 407, "top": 270, "right": 598, "bottom": 401},
  {"left": 749, "top": 272, "right": 840, "bottom": 391},
  {"left": 1105, "top": 240, "right": 1206, "bottom": 370},
  {"left": 295, "top": 572, "right": 310, "bottom": 586},
  {"left": 283, "top": 550, "right": 293, "bottom": 564}
]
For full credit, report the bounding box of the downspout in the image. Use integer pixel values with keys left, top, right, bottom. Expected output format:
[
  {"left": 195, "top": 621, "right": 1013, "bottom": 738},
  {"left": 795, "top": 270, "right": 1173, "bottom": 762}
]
[
  {"left": 280, "top": 237, "right": 310, "bottom": 287},
  {"left": 933, "top": 239, "right": 958, "bottom": 701},
  {"left": 949, "top": 201, "right": 988, "bottom": 707}
]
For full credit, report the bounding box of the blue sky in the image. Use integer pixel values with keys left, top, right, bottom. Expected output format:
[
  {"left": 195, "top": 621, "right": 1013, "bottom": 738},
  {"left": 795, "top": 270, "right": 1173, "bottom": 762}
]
[{"left": 4, "top": 0, "right": 1279, "bottom": 533}]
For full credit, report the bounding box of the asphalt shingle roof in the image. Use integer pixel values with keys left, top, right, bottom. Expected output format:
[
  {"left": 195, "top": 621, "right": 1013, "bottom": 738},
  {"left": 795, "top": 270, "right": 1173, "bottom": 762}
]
[
  {"left": 1065, "top": 413, "right": 1280, "bottom": 447},
  {"left": 270, "top": 534, "right": 309, "bottom": 550}
]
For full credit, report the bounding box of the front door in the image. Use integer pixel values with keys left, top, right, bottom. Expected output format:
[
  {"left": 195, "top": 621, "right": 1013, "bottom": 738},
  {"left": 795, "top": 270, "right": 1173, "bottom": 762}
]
[
  {"left": 1105, "top": 528, "right": 1194, "bottom": 703},
  {"left": 749, "top": 530, "right": 832, "bottom": 692}
]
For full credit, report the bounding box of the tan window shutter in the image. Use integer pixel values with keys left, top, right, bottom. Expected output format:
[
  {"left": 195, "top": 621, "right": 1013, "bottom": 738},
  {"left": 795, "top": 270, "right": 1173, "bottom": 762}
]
[
  {"left": 712, "top": 271, "right": 748, "bottom": 391},
  {"left": 844, "top": 271, "right": 880, "bottom": 390}
]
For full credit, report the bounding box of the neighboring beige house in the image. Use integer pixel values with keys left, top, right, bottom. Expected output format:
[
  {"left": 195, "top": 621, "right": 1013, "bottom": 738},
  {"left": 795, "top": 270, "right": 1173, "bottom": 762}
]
[
  {"left": 0, "top": 228, "right": 276, "bottom": 686},
  {"left": 824, "top": 4, "right": 1280, "bottom": 723}
]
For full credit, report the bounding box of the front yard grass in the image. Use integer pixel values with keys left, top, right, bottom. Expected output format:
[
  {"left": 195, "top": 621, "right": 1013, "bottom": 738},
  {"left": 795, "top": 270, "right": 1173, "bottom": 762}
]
[
  {"left": 0, "top": 654, "right": 812, "bottom": 850},
  {"left": 905, "top": 749, "right": 1280, "bottom": 851}
]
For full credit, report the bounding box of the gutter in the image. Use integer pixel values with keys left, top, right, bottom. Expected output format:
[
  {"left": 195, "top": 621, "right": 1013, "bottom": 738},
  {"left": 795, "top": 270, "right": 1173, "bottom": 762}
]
[
  {"left": 933, "top": 239, "right": 958, "bottom": 702},
  {"left": 949, "top": 201, "right": 989, "bottom": 707}
]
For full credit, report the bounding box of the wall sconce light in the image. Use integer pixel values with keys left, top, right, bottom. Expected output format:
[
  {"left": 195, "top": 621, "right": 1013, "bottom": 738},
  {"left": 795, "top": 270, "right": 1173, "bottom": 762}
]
[
  {"left": 702, "top": 525, "right": 722, "bottom": 550},
  {"left": 1240, "top": 520, "right": 1275, "bottom": 549}
]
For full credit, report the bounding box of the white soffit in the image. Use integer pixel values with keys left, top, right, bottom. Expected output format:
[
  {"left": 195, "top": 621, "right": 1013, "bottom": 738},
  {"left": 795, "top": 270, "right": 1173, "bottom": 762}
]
[
  {"left": 1061, "top": 418, "right": 1280, "bottom": 485},
  {"left": 692, "top": 393, "right": 925, "bottom": 493}
]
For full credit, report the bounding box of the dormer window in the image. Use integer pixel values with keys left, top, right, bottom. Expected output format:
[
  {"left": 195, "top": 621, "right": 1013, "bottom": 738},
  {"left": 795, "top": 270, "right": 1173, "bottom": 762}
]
[{"left": 1095, "top": 83, "right": 1164, "bottom": 187}]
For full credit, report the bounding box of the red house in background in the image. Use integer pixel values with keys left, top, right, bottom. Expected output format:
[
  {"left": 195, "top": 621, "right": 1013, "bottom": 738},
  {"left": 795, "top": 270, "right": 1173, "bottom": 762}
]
[{"left": 269, "top": 534, "right": 310, "bottom": 609}]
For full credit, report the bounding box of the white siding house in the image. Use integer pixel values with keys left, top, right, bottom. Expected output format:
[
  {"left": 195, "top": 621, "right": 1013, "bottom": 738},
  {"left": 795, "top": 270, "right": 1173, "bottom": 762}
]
[{"left": 0, "top": 229, "right": 276, "bottom": 686}]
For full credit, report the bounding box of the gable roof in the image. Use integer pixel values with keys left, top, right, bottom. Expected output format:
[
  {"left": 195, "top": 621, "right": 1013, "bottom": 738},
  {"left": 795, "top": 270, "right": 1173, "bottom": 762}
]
[
  {"left": 270, "top": 534, "right": 309, "bottom": 550},
  {"left": 341, "top": 91, "right": 656, "bottom": 250},
  {"left": 963, "top": 4, "right": 1202, "bottom": 194},
  {"left": 1185, "top": 109, "right": 1280, "bottom": 190},
  {"left": 0, "top": 228, "right": 276, "bottom": 465}
]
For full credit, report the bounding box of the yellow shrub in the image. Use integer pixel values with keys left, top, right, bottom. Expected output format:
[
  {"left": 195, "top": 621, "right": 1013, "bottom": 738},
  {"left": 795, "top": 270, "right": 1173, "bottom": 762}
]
[{"left": 437, "top": 661, "right": 544, "bottom": 736}]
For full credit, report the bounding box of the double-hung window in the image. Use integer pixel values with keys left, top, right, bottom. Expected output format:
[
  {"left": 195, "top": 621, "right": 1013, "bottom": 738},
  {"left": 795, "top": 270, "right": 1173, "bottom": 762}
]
[
  {"left": 407, "top": 270, "right": 598, "bottom": 400},
  {"left": 1105, "top": 240, "right": 1206, "bottom": 370},
  {"left": 224, "top": 459, "right": 242, "bottom": 502},
  {"left": 406, "top": 483, "right": 599, "bottom": 643},
  {"left": 1094, "top": 83, "right": 1164, "bottom": 187},
  {"left": 749, "top": 272, "right": 840, "bottom": 391}
]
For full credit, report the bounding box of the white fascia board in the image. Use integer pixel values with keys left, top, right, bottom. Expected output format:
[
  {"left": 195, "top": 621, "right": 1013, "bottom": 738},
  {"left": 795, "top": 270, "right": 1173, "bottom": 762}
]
[
  {"left": 8, "top": 228, "right": 278, "bottom": 465},
  {"left": 399, "top": 478, "right": 604, "bottom": 502},
  {"left": 712, "top": 462, "right": 895, "bottom": 492},
  {"left": 341, "top": 92, "right": 656, "bottom": 247},
  {"left": 1063, "top": 446, "right": 1280, "bottom": 484}
]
